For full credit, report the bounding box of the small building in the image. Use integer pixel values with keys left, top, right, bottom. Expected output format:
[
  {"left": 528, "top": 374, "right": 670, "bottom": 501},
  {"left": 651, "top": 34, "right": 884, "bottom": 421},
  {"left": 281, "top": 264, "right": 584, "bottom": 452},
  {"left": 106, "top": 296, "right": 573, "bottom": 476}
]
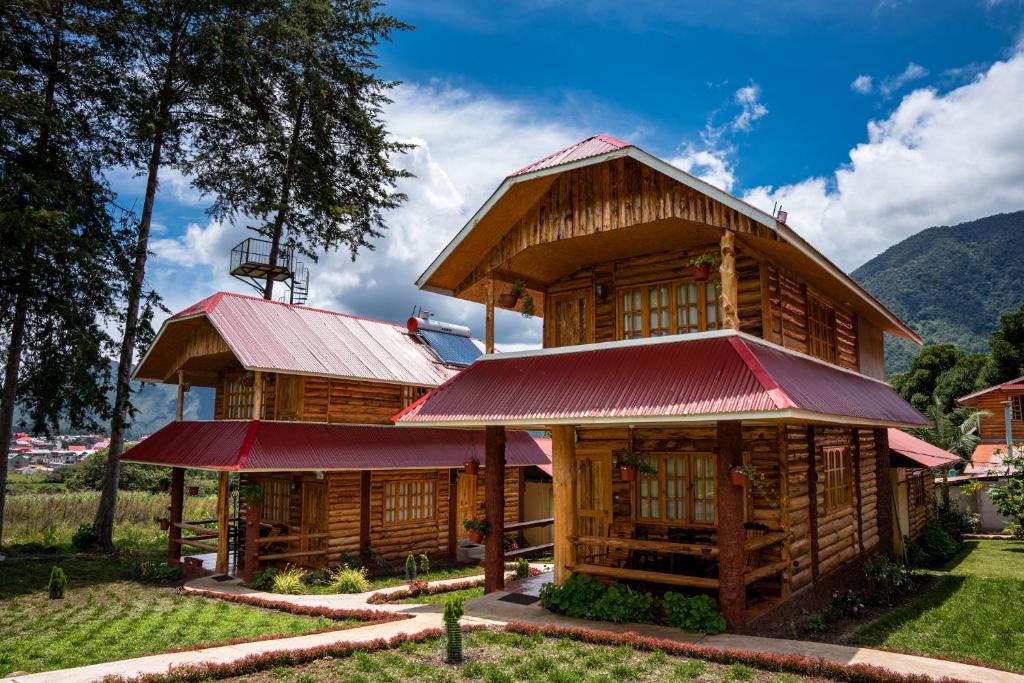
[
  {"left": 396, "top": 134, "right": 930, "bottom": 630},
  {"left": 123, "top": 292, "right": 549, "bottom": 577},
  {"left": 886, "top": 429, "right": 958, "bottom": 550},
  {"left": 957, "top": 376, "right": 1024, "bottom": 474}
]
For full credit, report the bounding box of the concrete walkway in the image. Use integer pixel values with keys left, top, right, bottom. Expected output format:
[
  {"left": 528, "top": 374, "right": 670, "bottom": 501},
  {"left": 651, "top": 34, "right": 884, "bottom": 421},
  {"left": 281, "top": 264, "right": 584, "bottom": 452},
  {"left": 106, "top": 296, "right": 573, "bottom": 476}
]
[{"left": 4, "top": 566, "right": 1021, "bottom": 683}]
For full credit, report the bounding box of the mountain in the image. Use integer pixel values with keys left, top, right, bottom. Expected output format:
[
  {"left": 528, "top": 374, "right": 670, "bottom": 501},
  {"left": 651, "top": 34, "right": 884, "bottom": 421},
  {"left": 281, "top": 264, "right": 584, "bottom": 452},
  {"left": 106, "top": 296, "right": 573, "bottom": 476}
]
[{"left": 852, "top": 210, "right": 1024, "bottom": 375}]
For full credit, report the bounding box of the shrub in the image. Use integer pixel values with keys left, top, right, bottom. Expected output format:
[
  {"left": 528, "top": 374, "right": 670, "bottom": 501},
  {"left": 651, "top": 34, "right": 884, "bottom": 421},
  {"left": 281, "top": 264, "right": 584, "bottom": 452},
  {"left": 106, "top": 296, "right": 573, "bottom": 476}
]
[
  {"left": 271, "top": 566, "right": 308, "bottom": 594},
  {"left": 405, "top": 552, "right": 417, "bottom": 580},
  {"left": 662, "top": 592, "right": 726, "bottom": 634},
  {"left": 331, "top": 565, "right": 370, "bottom": 594},
  {"left": 41, "top": 522, "right": 58, "bottom": 547},
  {"left": 48, "top": 566, "right": 67, "bottom": 599},
  {"left": 71, "top": 522, "right": 98, "bottom": 550},
  {"left": 932, "top": 496, "right": 977, "bottom": 540},
  {"left": 133, "top": 559, "right": 181, "bottom": 584},
  {"left": 301, "top": 570, "right": 332, "bottom": 587},
  {"left": 419, "top": 553, "right": 430, "bottom": 577},
  {"left": 250, "top": 566, "right": 278, "bottom": 591},
  {"left": 594, "top": 582, "right": 655, "bottom": 624},
  {"left": 1005, "top": 521, "right": 1024, "bottom": 539},
  {"left": 830, "top": 588, "right": 865, "bottom": 618},
  {"left": 863, "top": 554, "right": 914, "bottom": 606},
  {"left": 539, "top": 573, "right": 607, "bottom": 619},
  {"left": 443, "top": 596, "right": 465, "bottom": 664},
  {"left": 513, "top": 557, "right": 530, "bottom": 579},
  {"left": 914, "top": 520, "right": 960, "bottom": 566}
]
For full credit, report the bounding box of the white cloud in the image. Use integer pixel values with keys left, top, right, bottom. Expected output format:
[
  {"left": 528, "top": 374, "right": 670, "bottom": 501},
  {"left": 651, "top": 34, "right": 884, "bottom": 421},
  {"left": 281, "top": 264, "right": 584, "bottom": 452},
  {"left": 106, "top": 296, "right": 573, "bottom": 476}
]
[
  {"left": 731, "top": 84, "right": 768, "bottom": 132},
  {"left": 668, "top": 145, "right": 736, "bottom": 192},
  {"left": 743, "top": 47, "right": 1024, "bottom": 270},
  {"left": 880, "top": 62, "right": 929, "bottom": 96},
  {"left": 851, "top": 74, "right": 873, "bottom": 94}
]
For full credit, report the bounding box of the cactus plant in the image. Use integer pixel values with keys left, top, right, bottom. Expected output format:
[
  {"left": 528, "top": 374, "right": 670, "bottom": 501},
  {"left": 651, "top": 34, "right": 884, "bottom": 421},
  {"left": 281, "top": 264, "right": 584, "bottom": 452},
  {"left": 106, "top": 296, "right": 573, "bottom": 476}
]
[
  {"left": 419, "top": 553, "right": 430, "bottom": 578},
  {"left": 48, "top": 566, "right": 67, "bottom": 600},
  {"left": 443, "top": 596, "right": 465, "bottom": 664},
  {"left": 405, "top": 552, "right": 417, "bottom": 581}
]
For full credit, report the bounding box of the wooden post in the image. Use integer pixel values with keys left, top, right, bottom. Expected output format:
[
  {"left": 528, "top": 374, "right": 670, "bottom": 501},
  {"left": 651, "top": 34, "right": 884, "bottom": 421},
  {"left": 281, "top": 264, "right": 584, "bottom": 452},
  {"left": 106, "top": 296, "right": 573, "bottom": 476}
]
[
  {"left": 252, "top": 370, "right": 263, "bottom": 420},
  {"left": 485, "top": 277, "right": 495, "bottom": 354},
  {"left": 242, "top": 488, "right": 261, "bottom": 583},
  {"left": 551, "top": 425, "right": 576, "bottom": 584},
  {"left": 215, "top": 470, "right": 230, "bottom": 574},
  {"left": 175, "top": 370, "right": 185, "bottom": 421},
  {"left": 807, "top": 426, "right": 820, "bottom": 581},
  {"left": 874, "top": 428, "right": 894, "bottom": 556},
  {"left": 484, "top": 426, "right": 506, "bottom": 593},
  {"left": 716, "top": 420, "right": 746, "bottom": 632},
  {"left": 359, "top": 471, "right": 371, "bottom": 554},
  {"left": 719, "top": 230, "right": 739, "bottom": 330},
  {"left": 447, "top": 469, "right": 459, "bottom": 562},
  {"left": 853, "top": 430, "right": 865, "bottom": 554},
  {"left": 167, "top": 467, "right": 185, "bottom": 566}
]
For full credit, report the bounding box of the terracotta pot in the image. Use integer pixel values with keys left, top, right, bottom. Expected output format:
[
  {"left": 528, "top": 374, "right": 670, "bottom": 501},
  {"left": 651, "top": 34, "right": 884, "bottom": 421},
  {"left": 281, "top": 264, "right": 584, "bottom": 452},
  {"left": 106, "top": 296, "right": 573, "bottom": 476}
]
[
  {"left": 464, "top": 460, "right": 480, "bottom": 475},
  {"left": 188, "top": 485, "right": 200, "bottom": 497},
  {"left": 498, "top": 293, "right": 519, "bottom": 308},
  {"left": 158, "top": 480, "right": 169, "bottom": 493},
  {"left": 731, "top": 468, "right": 748, "bottom": 486},
  {"left": 619, "top": 464, "right": 638, "bottom": 482},
  {"left": 468, "top": 529, "right": 484, "bottom": 544},
  {"left": 159, "top": 518, "right": 170, "bottom": 531},
  {"left": 691, "top": 262, "right": 710, "bottom": 281}
]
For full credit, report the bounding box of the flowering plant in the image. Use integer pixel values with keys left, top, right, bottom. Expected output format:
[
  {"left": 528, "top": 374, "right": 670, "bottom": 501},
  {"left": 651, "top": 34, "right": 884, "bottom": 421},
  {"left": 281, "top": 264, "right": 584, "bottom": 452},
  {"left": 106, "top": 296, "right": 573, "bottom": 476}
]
[{"left": 831, "top": 588, "right": 865, "bottom": 618}]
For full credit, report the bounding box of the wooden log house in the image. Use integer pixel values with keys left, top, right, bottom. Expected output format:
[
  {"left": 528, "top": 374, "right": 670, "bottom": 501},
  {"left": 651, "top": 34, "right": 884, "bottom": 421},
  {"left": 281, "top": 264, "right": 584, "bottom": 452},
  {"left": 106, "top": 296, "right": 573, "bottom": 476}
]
[
  {"left": 394, "top": 134, "right": 932, "bottom": 630},
  {"left": 957, "top": 376, "right": 1024, "bottom": 474},
  {"left": 124, "top": 292, "right": 550, "bottom": 578}
]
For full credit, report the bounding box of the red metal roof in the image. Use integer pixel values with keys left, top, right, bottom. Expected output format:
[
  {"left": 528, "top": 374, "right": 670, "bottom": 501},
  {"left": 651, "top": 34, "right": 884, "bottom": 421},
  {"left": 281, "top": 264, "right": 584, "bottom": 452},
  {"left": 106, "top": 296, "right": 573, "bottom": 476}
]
[
  {"left": 510, "top": 134, "right": 628, "bottom": 177},
  {"left": 956, "top": 375, "right": 1024, "bottom": 405},
  {"left": 122, "top": 420, "right": 550, "bottom": 471},
  {"left": 394, "top": 332, "right": 929, "bottom": 428},
  {"left": 887, "top": 429, "right": 959, "bottom": 469},
  {"left": 136, "top": 292, "right": 463, "bottom": 387}
]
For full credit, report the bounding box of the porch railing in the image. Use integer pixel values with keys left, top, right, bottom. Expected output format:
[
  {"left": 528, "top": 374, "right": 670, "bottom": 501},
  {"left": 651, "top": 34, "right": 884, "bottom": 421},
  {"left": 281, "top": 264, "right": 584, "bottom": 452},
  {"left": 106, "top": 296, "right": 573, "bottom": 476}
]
[{"left": 504, "top": 517, "right": 554, "bottom": 559}]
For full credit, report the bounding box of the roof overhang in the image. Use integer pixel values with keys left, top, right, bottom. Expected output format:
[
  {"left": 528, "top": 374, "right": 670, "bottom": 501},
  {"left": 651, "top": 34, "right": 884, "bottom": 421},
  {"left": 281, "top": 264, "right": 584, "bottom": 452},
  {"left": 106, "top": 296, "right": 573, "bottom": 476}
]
[
  {"left": 886, "top": 428, "right": 959, "bottom": 470},
  {"left": 956, "top": 377, "right": 1024, "bottom": 405},
  {"left": 417, "top": 145, "right": 922, "bottom": 344}
]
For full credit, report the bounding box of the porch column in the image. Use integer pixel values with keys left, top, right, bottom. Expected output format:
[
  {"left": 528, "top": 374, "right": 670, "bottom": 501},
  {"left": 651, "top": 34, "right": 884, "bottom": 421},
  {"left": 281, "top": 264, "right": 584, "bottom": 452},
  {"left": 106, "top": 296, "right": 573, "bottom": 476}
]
[
  {"left": 485, "top": 277, "right": 495, "bottom": 354},
  {"left": 242, "top": 490, "right": 261, "bottom": 584},
  {"left": 873, "top": 428, "right": 894, "bottom": 556},
  {"left": 719, "top": 230, "right": 739, "bottom": 330},
  {"left": 551, "top": 425, "right": 576, "bottom": 585},
  {"left": 175, "top": 370, "right": 186, "bottom": 421},
  {"left": 716, "top": 420, "right": 746, "bottom": 631},
  {"left": 167, "top": 467, "right": 185, "bottom": 566},
  {"left": 484, "top": 426, "right": 506, "bottom": 593},
  {"left": 215, "top": 470, "right": 230, "bottom": 574}
]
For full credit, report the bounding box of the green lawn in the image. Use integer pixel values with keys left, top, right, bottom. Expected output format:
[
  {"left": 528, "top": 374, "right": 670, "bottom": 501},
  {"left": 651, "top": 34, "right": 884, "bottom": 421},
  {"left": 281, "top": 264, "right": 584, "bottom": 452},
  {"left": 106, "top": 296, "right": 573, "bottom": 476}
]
[
  {"left": 853, "top": 540, "right": 1024, "bottom": 672},
  {"left": 218, "top": 629, "right": 815, "bottom": 682},
  {"left": 395, "top": 586, "right": 485, "bottom": 605},
  {"left": 298, "top": 564, "right": 485, "bottom": 594},
  {"left": 0, "top": 555, "right": 357, "bottom": 676}
]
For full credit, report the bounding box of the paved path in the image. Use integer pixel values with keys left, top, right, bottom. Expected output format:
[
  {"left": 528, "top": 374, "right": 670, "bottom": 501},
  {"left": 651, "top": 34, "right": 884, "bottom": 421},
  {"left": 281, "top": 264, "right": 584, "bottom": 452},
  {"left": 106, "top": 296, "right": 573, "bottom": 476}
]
[{"left": 4, "top": 566, "right": 1021, "bottom": 683}]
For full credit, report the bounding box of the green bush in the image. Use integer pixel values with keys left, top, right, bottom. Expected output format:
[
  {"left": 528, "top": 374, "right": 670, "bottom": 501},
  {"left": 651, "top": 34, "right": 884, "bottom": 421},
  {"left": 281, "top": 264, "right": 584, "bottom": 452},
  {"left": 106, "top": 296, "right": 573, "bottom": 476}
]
[
  {"left": 405, "top": 552, "right": 417, "bottom": 580},
  {"left": 863, "top": 553, "right": 914, "bottom": 606},
  {"left": 132, "top": 559, "right": 182, "bottom": 584},
  {"left": 594, "top": 582, "right": 655, "bottom": 623},
  {"left": 662, "top": 592, "right": 726, "bottom": 634},
  {"left": 271, "top": 566, "right": 308, "bottom": 594},
  {"left": 1005, "top": 521, "right": 1024, "bottom": 539},
  {"left": 914, "top": 520, "right": 960, "bottom": 566},
  {"left": 539, "top": 573, "right": 607, "bottom": 619},
  {"left": 71, "top": 523, "right": 98, "bottom": 549},
  {"left": 250, "top": 566, "right": 278, "bottom": 591},
  {"left": 514, "top": 557, "right": 530, "bottom": 579},
  {"left": 301, "top": 570, "right": 332, "bottom": 587},
  {"left": 932, "top": 497, "right": 977, "bottom": 540},
  {"left": 443, "top": 596, "right": 465, "bottom": 664},
  {"left": 41, "top": 522, "right": 58, "bottom": 547},
  {"left": 330, "top": 565, "right": 370, "bottom": 594},
  {"left": 419, "top": 553, "right": 430, "bottom": 577},
  {"left": 48, "top": 566, "right": 67, "bottom": 599}
]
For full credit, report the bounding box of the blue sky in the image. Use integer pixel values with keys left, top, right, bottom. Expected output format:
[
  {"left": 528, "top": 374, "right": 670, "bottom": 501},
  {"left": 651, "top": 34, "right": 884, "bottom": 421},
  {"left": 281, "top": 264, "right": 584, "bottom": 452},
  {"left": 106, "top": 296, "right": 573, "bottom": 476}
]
[{"left": 126, "top": 0, "right": 1024, "bottom": 349}]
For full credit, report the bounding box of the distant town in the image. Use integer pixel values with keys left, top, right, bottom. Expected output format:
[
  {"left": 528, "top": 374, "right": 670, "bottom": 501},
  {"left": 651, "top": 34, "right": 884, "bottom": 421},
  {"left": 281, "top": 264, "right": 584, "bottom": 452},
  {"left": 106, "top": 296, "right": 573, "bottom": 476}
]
[{"left": 7, "top": 432, "right": 113, "bottom": 475}]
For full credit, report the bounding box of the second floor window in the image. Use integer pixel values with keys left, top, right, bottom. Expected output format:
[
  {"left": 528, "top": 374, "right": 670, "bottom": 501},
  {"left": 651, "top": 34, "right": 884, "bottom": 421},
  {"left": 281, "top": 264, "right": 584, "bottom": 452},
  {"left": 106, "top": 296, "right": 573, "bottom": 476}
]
[
  {"left": 619, "top": 279, "right": 720, "bottom": 340},
  {"left": 1012, "top": 395, "right": 1023, "bottom": 421},
  {"left": 225, "top": 375, "right": 255, "bottom": 419},
  {"left": 807, "top": 296, "right": 838, "bottom": 364}
]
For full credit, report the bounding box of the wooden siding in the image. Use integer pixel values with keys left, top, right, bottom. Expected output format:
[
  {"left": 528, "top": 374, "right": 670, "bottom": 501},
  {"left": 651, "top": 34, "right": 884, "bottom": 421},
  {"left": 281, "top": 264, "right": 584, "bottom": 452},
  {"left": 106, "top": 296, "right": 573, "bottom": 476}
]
[
  {"left": 976, "top": 390, "right": 1024, "bottom": 441},
  {"left": 905, "top": 469, "right": 935, "bottom": 538}
]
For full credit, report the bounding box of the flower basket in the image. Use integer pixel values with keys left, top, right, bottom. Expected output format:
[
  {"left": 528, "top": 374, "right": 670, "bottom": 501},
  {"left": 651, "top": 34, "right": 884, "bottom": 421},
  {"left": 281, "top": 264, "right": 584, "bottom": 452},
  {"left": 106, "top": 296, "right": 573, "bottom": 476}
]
[
  {"left": 464, "top": 518, "right": 489, "bottom": 544},
  {"left": 464, "top": 458, "right": 480, "bottom": 475},
  {"left": 498, "top": 293, "right": 519, "bottom": 308},
  {"left": 619, "top": 464, "right": 638, "bottom": 482},
  {"left": 730, "top": 467, "right": 748, "bottom": 486},
  {"left": 468, "top": 529, "right": 484, "bottom": 544},
  {"left": 188, "top": 485, "right": 200, "bottom": 497},
  {"left": 158, "top": 518, "right": 170, "bottom": 531},
  {"left": 691, "top": 262, "right": 710, "bottom": 281}
]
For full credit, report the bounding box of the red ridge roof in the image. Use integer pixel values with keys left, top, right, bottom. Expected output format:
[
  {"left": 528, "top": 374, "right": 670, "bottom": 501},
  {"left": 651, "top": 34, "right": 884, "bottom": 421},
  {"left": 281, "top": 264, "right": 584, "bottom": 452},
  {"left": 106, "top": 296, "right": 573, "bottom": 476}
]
[
  {"left": 123, "top": 421, "right": 550, "bottom": 471},
  {"left": 887, "top": 429, "right": 959, "bottom": 469},
  {"left": 511, "top": 134, "right": 628, "bottom": 177},
  {"left": 394, "top": 331, "right": 928, "bottom": 428}
]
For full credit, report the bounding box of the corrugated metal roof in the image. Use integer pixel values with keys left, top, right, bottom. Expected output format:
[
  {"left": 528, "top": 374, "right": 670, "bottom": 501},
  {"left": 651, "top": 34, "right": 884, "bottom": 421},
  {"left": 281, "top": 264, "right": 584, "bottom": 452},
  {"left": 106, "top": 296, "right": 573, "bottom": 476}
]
[
  {"left": 510, "top": 134, "right": 628, "bottom": 177},
  {"left": 122, "top": 421, "right": 550, "bottom": 471},
  {"left": 136, "top": 292, "right": 460, "bottom": 387},
  {"left": 394, "top": 331, "right": 929, "bottom": 428},
  {"left": 956, "top": 375, "right": 1024, "bottom": 405},
  {"left": 887, "top": 429, "right": 959, "bottom": 470}
]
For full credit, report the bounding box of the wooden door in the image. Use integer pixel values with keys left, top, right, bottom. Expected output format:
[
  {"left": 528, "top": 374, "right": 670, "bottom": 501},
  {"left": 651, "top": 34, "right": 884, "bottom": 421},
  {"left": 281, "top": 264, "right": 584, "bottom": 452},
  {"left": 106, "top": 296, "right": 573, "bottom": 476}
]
[
  {"left": 456, "top": 472, "right": 478, "bottom": 540},
  {"left": 300, "top": 481, "right": 327, "bottom": 567},
  {"left": 544, "top": 290, "right": 594, "bottom": 348},
  {"left": 576, "top": 449, "right": 612, "bottom": 562}
]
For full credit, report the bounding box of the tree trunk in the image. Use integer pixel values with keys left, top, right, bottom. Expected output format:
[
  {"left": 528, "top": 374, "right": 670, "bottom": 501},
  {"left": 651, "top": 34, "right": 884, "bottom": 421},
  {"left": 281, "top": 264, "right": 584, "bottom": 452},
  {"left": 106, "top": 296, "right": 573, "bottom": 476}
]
[
  {"left": 263, "top": 97, "right": 305, "bottom": 300},
  {"left": 94, "top": 21, "right": 181, "bottom": 547},
  {"left": 0, "top": 257, "right": 33, "bottom": 549}
]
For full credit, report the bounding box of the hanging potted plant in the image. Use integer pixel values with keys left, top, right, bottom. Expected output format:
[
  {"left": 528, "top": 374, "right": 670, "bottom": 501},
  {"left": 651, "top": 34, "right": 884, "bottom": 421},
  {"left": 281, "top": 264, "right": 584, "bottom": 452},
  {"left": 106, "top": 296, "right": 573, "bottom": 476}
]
[
  {"left": 688, "top": 252, "right": 721, "bottom": 282},
  {"left": 187, "top": 484, "right": 200, "bottom": 497},
  {"left": 158, "top": 478, "right": 170, "bottom": 493},
  {"left": 463, "top": 519, "right": 490, "bottom": 544},
  {"left": 498, "top": 287, "right": 519, "bottom": 308},
  {"left": 731, "top": 464, "right": 752, "bottom": 487},
  {"left": 463, "top": 456, "right": 480, "bottom": 475},
  {"left": 157, "top": 517, "right": 170, "bottom": 531},
  {"left": 613, "top": 447, "right": 655, "bottom": 482},
  {"left": 499, "top": 280, "right": 536, "bottom": 318}
]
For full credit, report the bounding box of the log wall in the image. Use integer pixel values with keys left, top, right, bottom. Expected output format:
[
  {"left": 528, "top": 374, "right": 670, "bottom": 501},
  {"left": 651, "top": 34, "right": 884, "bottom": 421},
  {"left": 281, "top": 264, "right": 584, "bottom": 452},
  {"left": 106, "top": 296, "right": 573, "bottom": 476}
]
[{"left": 976, "top": 390, "right": 1024, "bottom": 441}]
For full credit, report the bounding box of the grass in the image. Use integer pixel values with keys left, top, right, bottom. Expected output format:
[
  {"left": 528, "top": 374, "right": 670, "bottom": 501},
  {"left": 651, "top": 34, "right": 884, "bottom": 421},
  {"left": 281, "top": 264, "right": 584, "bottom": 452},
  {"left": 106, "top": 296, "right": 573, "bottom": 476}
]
[
  {"left": 299, "top": 564, "right": 485, "bottom": 594},
  {"left": 395, "top": 586, "right": 485, "bottom": 605},
  {"left": 217, "top": 629, "right": 827, "bottom": 682},
  {"left": 0, "top": 554, "right": 357, "bottom": 676},
  {"left": 852, "top": 540, "right": 1024, "bottom": 672}
]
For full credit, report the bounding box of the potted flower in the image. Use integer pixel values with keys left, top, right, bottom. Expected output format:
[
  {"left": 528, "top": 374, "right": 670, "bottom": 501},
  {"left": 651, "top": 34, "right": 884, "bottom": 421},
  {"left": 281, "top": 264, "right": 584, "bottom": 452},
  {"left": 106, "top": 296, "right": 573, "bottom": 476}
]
[
  {"left": 688, "top": 253, "right": 721, "bottom": 282},
  {"left": 187, "top": 484, "right": 200, "bottom": 497},
  {"left": 463, "top": 519, "right": 489, "bottom": 544},
  {"left": 157, "top": 517, "right": 170, "bottom": 531},
  {"left": 613, "top": 448, "right": 656, "bottom": 482},
  {"left": 499, "top": 280, "right": 535, "bottom": 318},
  {"left": 498, "top": 289, "right": 519, "bottom": 308},
  {"left": 731, "top": 464, "right": 752, "bottom": 486},
  {"left": 463, "top": 456, "right": 480, "bottom": 475}
]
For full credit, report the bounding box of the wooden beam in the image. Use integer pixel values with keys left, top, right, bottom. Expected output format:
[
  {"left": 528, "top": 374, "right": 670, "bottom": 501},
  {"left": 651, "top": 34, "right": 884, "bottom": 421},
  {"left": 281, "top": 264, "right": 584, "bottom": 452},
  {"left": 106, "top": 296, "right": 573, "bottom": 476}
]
[
  {"left": 167, "top": 467, "right": 184, "bottom": 566},
  {"left": 551, "top": 425, "right": 576, "bottom": 585},
  {"left": 572, "top": 535, "right": 719, "bottom": 556},
  {"left": 485, "top": 277, "right": 495, "bottom": 354},
  {"left": 807, "top": 426, "right": 820, "bottom": 581},
  {"left": 175, "top": 370, "right": 185, "bottom": 421},
  {"left": 506, "top": 517, "right": 554, "bottom": 532},
  {"left": 874, "top": 427, "right": 894, "bottom": 556},
  {"left": 215, "top": 471, "right": 230, "bottom": 574},
  {"left": 252, "top": 370, "right": 263, "bottom": 419},
  {"left": 484, "top": 426, "right": 506, "bottom": 593},
  {"left": 716, "top": 420, "right": 746, "bottom": 632},
  {"left": 720, "top": 230, "right": 740, "bottom": 330}
]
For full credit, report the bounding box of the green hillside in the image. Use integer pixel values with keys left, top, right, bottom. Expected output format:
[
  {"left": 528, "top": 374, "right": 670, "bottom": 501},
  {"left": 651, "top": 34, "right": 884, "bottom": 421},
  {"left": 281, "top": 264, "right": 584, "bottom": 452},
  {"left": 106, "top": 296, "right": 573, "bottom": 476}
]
[{"left": 851, "top": 210, "right": 1024, "bottom": 375}]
